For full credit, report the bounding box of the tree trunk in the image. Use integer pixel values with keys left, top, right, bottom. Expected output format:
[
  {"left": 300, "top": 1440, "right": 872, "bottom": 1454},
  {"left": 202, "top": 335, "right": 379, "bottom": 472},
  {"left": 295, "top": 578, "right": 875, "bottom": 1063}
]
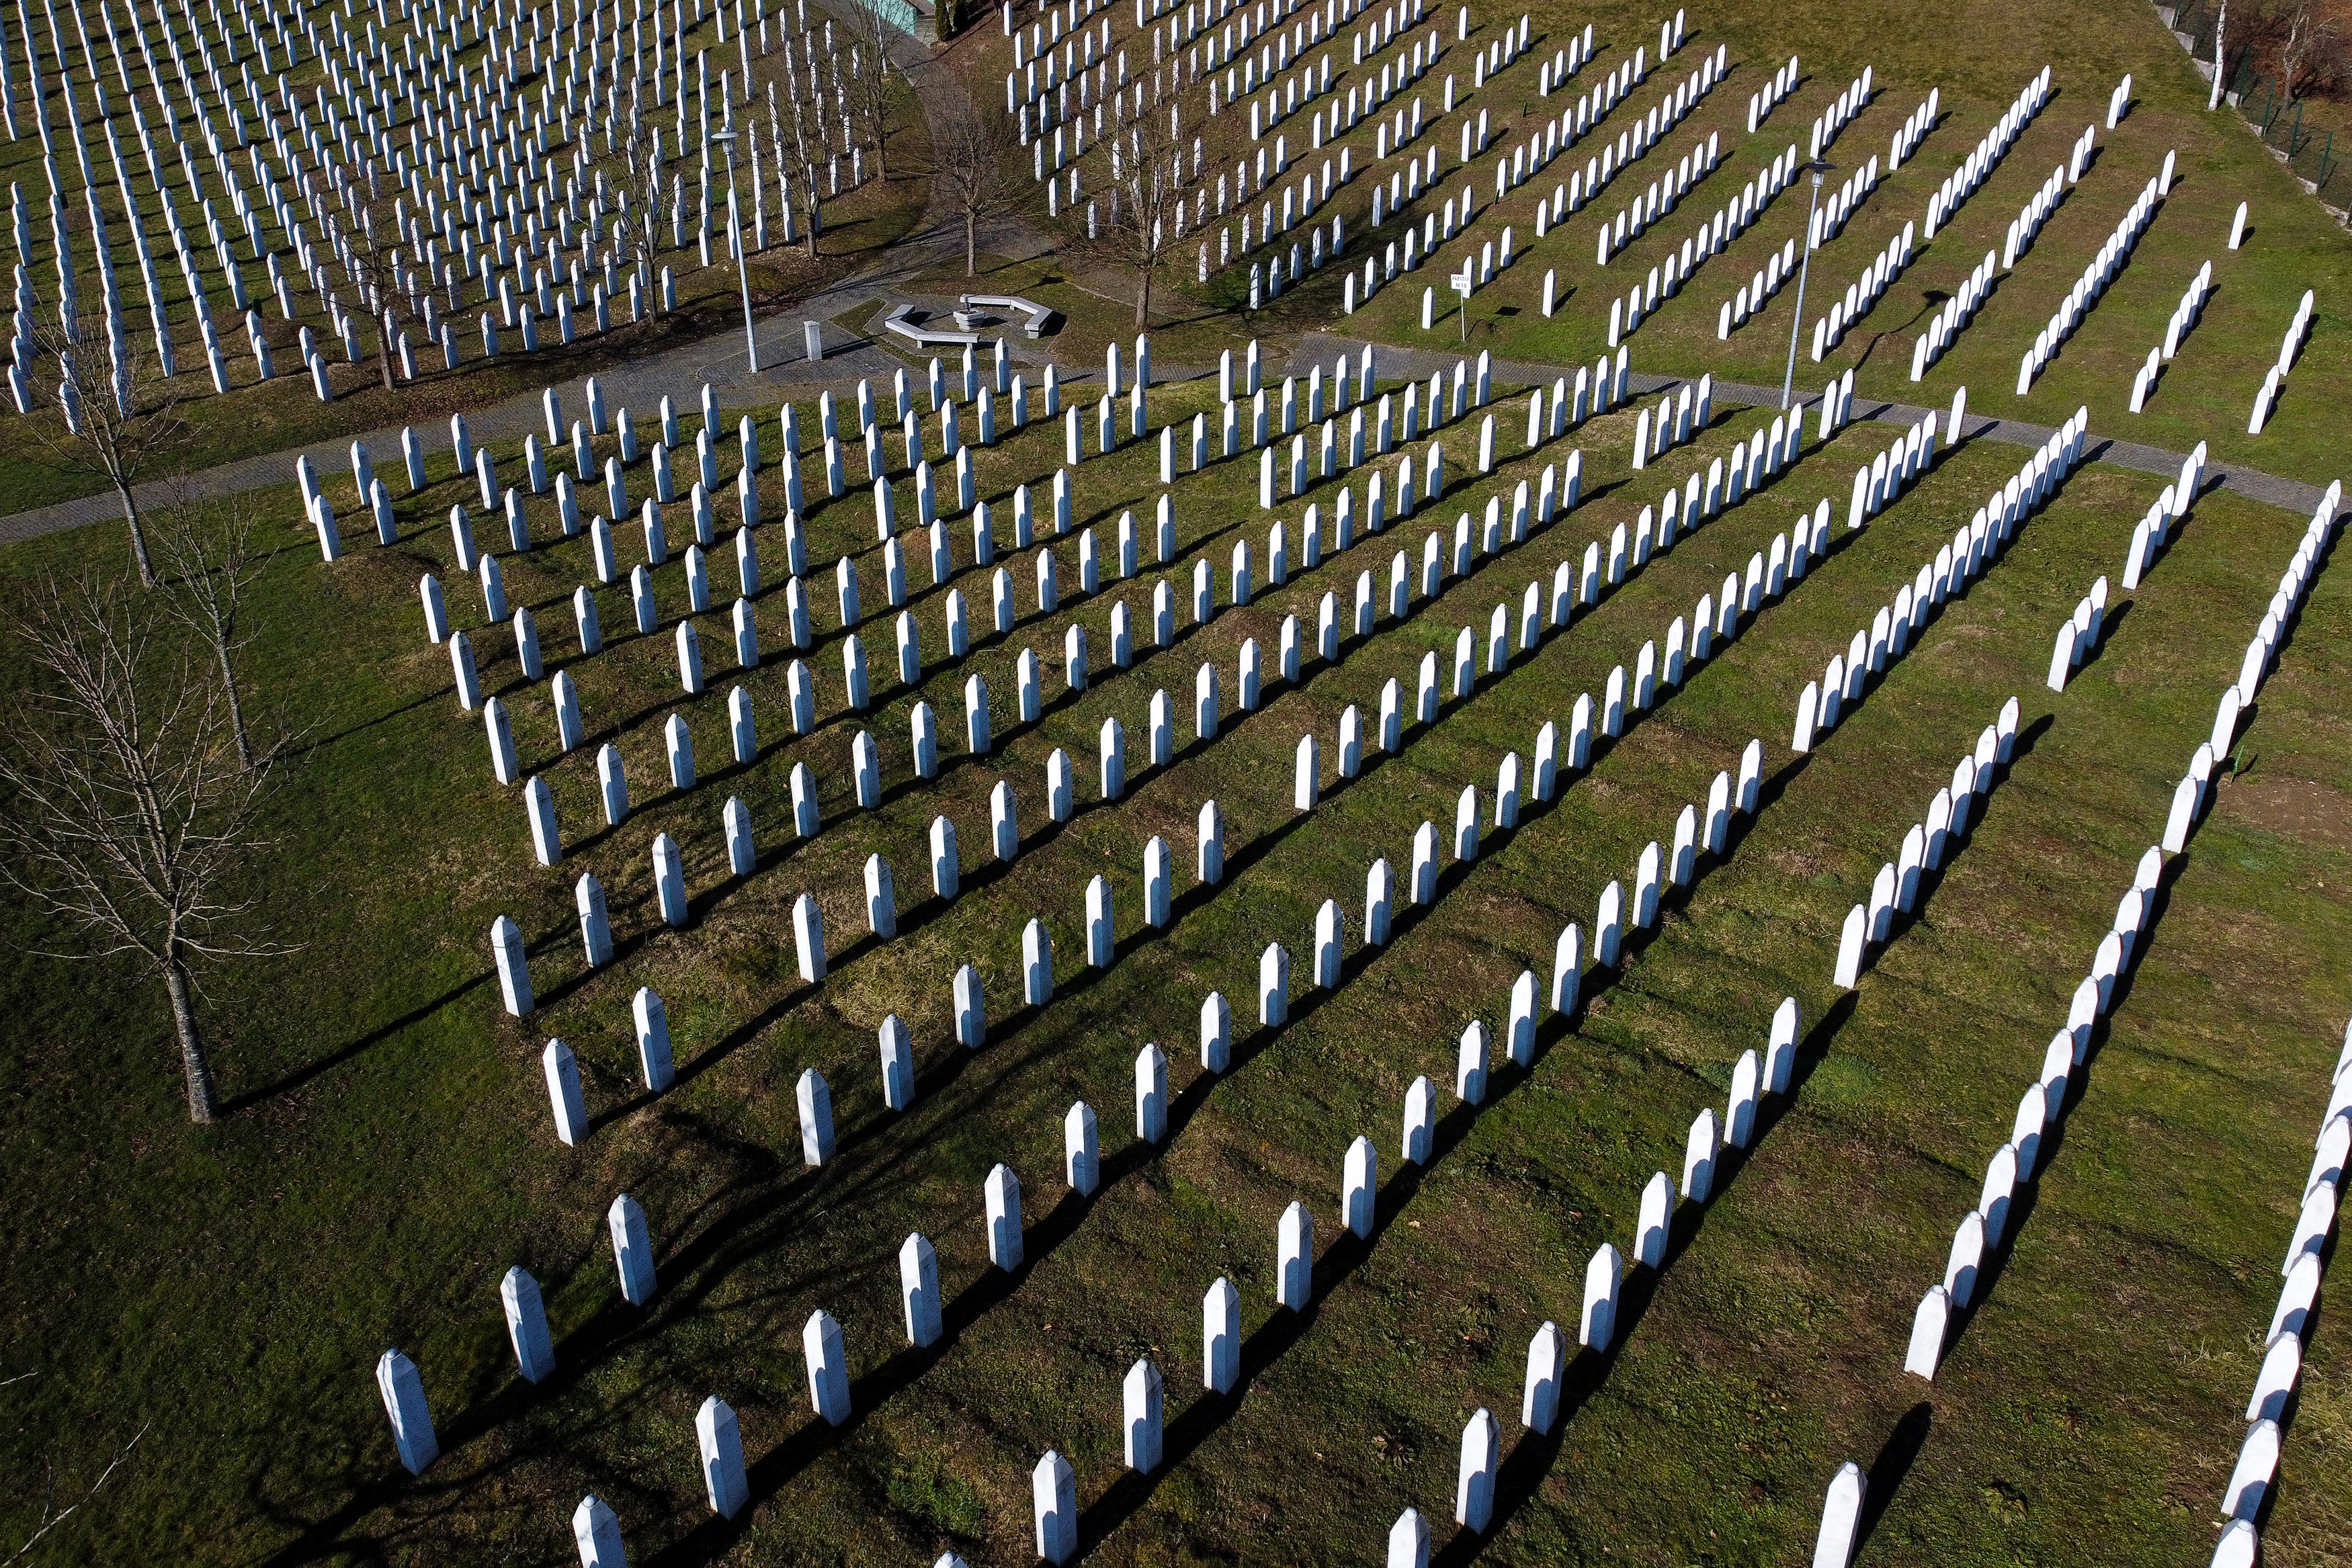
[
  {"left": 218, "top": 640, "right": 254, "bottom": 770},
  {"left": 1136, "top": 261, "right": 1152, "bottom": 327},
  {"left": 116, "top": 479, "right": 156, "bottom": 588},
  {"left": 163, "top": 950, "right": 218, "bottom": 1124},
  {"left": 966, "top": 210, "right": 978, "bottom": 275},
  {"left": 378, "top": 325, "right": 397, "bottom": 392}
]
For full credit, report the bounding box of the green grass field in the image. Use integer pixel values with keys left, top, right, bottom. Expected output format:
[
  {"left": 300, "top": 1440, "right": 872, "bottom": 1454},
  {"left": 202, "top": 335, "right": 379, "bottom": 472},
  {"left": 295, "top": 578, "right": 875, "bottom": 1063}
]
[{"left": 1, "top": 0, "right": 2349, "bottom": 1565}]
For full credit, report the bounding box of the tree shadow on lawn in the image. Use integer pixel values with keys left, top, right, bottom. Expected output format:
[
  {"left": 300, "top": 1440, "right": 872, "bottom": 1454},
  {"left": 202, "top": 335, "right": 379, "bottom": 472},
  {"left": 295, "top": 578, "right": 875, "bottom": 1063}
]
[{"left": 222, "top": 969, "right": 495, "bottom": 1115}]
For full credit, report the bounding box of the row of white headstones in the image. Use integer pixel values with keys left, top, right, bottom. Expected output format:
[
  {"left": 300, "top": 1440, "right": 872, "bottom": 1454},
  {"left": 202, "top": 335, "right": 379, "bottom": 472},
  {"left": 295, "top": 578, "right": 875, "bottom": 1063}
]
[
  {"left": 1814, "top": 478, "right": 2345, "bottom": 1568},
  {"left": 1404, "top": 27, "right": 1823, "bottom": 342},
  {"left": 412, "top": 375, "right": 2156, "bottom": 1564},
  {"left": 470, "top": 349, "right": 1894, "bottom": 1097},
  {"left": 1385, "top": 398, "right": 2236, "bottom": 1562},
  {"left": 2205, "top": 1019, "right": 2351, "bottom": 1568},
  {"left": 1435, "top": 40, "right": 2084, "bottom": 412},
  {"left": 383, "top": 347, "right": 1951, "bottom": 1555},
  {"left": 2198, "top": 484, "right": 2345, "bottom": 1568}
]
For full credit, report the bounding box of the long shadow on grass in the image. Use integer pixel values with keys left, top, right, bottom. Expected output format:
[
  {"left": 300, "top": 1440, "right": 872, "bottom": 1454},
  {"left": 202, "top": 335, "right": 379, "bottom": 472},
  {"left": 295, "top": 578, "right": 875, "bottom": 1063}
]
[
  {"left": 283, "top": 686, "right": 444, "bottom": 762},
  {"left": 247, "top": 1468, "right": 431, "bottom": 1567},
  {"left": 225, "top": 968, "right": 496, "bottom": 1113},
  {"left": 1853, "top": 1400, "right": 1935, "bottom": 1553},
  {"left": 2072, "top": 597, "right": 2133, "bottom": 679}
]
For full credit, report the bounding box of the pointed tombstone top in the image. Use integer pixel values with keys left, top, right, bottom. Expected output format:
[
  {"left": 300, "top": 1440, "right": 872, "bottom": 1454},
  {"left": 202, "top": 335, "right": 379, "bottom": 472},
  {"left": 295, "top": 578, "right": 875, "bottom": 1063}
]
[
  {"left": 2224, "top": 1419, "right": 2281, "bottom": 1521},
  {"left": 1982, "top": 1142, "right": 2020, "bottom": 1211},
  {"left": 2012, "top": 1081, "right": 2050, "bottom": 1147},
  {"left": 1903, "top": 1282, "right": 1949, "bottom": 1381},
  {"left": 2273, "top": 1252, "right": 2322, "bottom": 1344},
  {"left": 2211, "top": 1520, "right": 2258, "bottom": 1568},
  {"left": 1386, "top": 1506, "right": 1431, "bottom": 1568},
  {"left": 2246, "top": 1330, "right": 2302, "bottom": 1423},
  {"left": 1812, "top": 1461, "right": 1867, "bottom": 1568}
]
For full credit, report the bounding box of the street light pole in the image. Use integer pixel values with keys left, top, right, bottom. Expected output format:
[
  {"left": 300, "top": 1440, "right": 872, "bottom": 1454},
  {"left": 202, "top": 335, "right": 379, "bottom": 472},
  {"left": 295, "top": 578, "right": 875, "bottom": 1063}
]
[
  {"left": 1782, "top": 161, "right": 1834, "bottom": 412},
  {"left": 712, "top": 130, "right": 760, "bottom": 374}
]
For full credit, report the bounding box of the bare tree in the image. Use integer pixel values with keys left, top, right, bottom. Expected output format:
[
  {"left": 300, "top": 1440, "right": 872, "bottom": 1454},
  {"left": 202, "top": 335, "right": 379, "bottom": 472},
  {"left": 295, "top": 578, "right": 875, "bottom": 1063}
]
[
  {"left": 30, "top": 320, "right": 186, "bottom": 589},
  {"left": 770, "top": 73, "right": 828, "bottom": 258},
  {"left": 2273, "top": 0, "right": 2346, "bottom": 96},
  {"left": 327, "top": 165, "right": 408, "bottom": 394},
  {"left": 618, "top": 115, "right": 677, "bottom": 300},
  {"left": 4, "top": 1418, "right": 148, "bottom": 1565},
  {"left": 837, "top": 0, "right": 904, "bottom": 181},
  {"left": 152, "top": 492, "right": 270, "bottom": 771},
  {"left": 1083, "top": 99, "right": 1199, "bottom": 326},
  {"left": 0, "top": 573, "right": 289, "bottom": 1124},
  {"left": 931, "top": 90, "right": 1019, "bottom": 275}
]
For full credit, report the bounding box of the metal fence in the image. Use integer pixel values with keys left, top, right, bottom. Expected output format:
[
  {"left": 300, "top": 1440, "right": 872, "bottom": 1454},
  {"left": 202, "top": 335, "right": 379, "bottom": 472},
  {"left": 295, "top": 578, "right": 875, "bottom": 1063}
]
[{"left": 2164, "top": 0, "right": 2344, "bottom": 195}]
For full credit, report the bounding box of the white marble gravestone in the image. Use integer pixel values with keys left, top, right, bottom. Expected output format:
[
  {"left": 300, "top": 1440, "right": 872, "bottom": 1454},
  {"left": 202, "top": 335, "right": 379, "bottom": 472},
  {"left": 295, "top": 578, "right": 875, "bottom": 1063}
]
[
  {"left": 986, "top": 1164, "right": 1025, "bottom": 1269},
  {"left": 375, "top": 1349, "right": 437, "bottom": 1475},
  {"left": 573, "top": 1495, "right": 626, "bottom": 1568},
  {"left": 1277, "top": 1200, "right": 1315, "bottom": 1308},
  {"left": 696, "top": 1395, "right": 748, "bottom": 1518},
  {"left": 1033, "top": 1450, "right": 1077, "bottom": 1565},
  {"left": 1204, "top": 1276, "right": 1242, "bottom": 1393},
  {"left": 1812, "top": 1461, "right": 1865, "bottom": 1568},
  {"left": 1521, "top": 1320, "right": 1566, "bottom": 1433},
  {"left": 901, "top": 1232, "right": 943, "bottom": 1347},
  {"left": 1454, "top": 1407, "right": 1500, "bottom": 1532},
  {"left": 1124, "top": 1359, "right": 1165, "bottom": 1472},
  {"left": 804, "top": 1309, "right": 852, "bottom": 1425},
  {"left": 1387, "top": 1507, "right": 1431, "bottom": 1568},
  {"left": 1580, "top": 1244, "right": 1623, "bottom": 1348},
  {"left": 1903, "top": 1284, "right": 1950, "bottom": 1381}
]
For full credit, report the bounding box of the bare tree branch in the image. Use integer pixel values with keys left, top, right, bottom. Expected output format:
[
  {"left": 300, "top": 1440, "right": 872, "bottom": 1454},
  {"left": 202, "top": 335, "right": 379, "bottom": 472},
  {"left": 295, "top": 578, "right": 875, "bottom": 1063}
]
[
  {"left": 25, "top": 318, "right": 187, "bottom": 589},
  {"left": 0, "top": 574, "right": 292, "bottom": 1123},
  {"left": 322, "top": 165, "right": 411, "bottom": 395},
  {"left": 930, "top": 90, "right": 1019, "bottom": 276},
  {"left": 151, "top": 490, "right": 274, "bottom": 772},
  {"left": 3, "top": 1421, "right": 148, "bottom": 1565},
  {"left": 770, "top": 60, "right": 830, "bottom": 258},
  {"left": 1065, "top": 91, "right": 1202, "bottom": 326},
  {"left": 618, "top": 111, "right": 678, "bottom": 305},
  {"left": 836, "top": 0, "right": 904, "bottom": 182}
]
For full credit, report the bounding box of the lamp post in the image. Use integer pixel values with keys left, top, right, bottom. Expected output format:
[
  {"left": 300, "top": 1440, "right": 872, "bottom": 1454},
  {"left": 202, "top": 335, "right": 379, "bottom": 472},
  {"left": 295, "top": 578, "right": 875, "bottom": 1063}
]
[
  {"left": 1782, "top": 159, "right": 1834, "bottom": 412},
  {"left": 709, "top": 128, "right": 760, "bottom": 374}
]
